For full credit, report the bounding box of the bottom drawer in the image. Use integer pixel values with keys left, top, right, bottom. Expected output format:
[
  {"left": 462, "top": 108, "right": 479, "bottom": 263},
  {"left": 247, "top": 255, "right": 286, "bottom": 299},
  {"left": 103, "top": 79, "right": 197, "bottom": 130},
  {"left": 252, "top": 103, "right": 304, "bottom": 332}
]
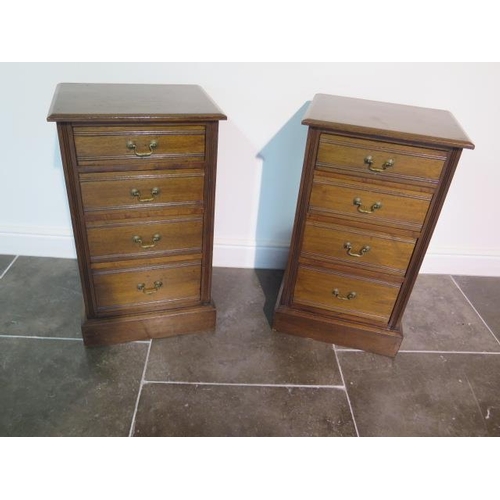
[
  {"left": 92, "top": 261, "right": 201, "bottom": 315},
  {"left": 293, "top": 265, "right": 401, "bottom": 323}
]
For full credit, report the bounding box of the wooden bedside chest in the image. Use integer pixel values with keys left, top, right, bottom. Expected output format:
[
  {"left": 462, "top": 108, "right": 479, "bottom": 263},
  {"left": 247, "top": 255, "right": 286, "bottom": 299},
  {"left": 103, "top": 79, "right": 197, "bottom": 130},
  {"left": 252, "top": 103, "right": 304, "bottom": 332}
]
[
  {"left": 48, "top": 83, "right": 226, "bottom": 346},
  {"left": 273, "top": 94, "right": 474, "bottom": 357}
]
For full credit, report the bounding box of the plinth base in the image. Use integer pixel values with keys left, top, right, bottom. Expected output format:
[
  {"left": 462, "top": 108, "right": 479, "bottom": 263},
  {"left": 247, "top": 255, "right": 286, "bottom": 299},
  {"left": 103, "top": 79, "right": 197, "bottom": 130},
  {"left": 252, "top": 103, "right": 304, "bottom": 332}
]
[
  {"left": 82, "top": 302, "right": 216, "bottom": 346},
  {"left": 273, "top": 305, "right": 402, "bottom": 358}
]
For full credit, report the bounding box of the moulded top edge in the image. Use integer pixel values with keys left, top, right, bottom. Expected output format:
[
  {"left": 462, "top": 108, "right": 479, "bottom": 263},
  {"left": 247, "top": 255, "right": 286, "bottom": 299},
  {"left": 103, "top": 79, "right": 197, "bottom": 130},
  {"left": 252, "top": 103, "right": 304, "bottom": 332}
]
[
  {"left": 47, "top": 83, "right": 227, "bottom": 123},
  {"left": 302, "top": 94, "right": 475, "bottom": 150}
]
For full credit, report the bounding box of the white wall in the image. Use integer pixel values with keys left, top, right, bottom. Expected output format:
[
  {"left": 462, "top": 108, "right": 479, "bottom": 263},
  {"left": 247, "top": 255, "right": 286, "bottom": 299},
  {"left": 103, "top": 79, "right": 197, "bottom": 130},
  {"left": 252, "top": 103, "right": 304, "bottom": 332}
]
[{"left": 0, "top": 63, "right": 498, "bottom": 275}]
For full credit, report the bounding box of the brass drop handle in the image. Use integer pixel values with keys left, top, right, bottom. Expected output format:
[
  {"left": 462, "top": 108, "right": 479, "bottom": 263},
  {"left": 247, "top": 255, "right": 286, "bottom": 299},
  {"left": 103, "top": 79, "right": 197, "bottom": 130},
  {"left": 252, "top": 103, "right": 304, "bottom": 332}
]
[
  {"left": 364, "top": 155, "right": 395, "bottom": 173},
  {"left": 130, "top": 187, "right": 160, "bottom": 203},
  {"left": 127, "top": 140, "right": 158, "bottom": 157},
  {"left": 353, "top": 197, "right": 382, "bottom": 214},
  {"left": 332, "top": 288, "right": 357, "bottom": 301},
  {"left": 137, "top": 281, "right": 163, "bottom": 295},
  {"left": 132, "top": 234, "right": 161, "bottom": 249},
  {"left": 344, "top": 241, "right": 371, "bottom": 257}
]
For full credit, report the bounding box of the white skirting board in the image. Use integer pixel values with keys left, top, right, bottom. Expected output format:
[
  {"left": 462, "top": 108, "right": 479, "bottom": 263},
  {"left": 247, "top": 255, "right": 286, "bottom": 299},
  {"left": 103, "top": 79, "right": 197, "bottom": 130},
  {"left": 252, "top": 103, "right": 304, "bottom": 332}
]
[
  {"left": 0, "top": 226, "right": 77, "bottom": 259},
  {"left": 1, "top": 226, "right": 499, "bottom": 277}
]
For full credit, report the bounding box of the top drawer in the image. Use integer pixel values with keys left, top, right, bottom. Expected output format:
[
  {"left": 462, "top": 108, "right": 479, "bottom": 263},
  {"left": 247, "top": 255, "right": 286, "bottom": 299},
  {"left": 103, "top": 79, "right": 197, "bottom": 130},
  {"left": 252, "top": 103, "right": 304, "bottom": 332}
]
[
  {"left": 317, "top": 134, "right": 447, "bottom": 184},
  {"left": 73, "top": 125, "right": 205, "bottom": 167}
]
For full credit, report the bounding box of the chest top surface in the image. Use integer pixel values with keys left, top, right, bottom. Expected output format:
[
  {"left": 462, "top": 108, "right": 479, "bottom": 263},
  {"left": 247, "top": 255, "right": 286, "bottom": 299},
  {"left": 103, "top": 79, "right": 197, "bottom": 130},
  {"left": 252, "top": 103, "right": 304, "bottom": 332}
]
[
  {"left": 302, "top": 94, "right": 474, "bottom": 150},
  {"left": 47, "top": 83, "right": 227, "bottom": 123}
]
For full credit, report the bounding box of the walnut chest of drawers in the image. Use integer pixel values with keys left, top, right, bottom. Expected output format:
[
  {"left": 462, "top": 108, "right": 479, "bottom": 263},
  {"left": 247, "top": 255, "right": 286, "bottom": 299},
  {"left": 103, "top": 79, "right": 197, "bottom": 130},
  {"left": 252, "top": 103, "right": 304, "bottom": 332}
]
[
  {"left": 48, "top": 83, "right": 226, "bottom": 346},
  {"left": 273, "top": 94, "right": 474, "bottom": 357}
]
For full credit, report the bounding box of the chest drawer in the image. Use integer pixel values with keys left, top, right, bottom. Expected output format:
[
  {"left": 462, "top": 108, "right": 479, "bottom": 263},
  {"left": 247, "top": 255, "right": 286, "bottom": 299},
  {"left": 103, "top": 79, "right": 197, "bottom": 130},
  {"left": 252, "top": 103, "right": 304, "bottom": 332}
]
[
  {"left": 309, "top": 174, "right": 432, "bottom": 231},
  {"left": 74, "top": 125, "right": 205, "bottom": 167},
  {"left": 294, "top": 265, "right": 401, "bottom": 324},
  {"left": 301, "top": 220, "right": 416, "bottom": 274},
  {"left": 317, "top": 134, "right": 446, "bottom": 183},
  {"left": 86, "top": 216, "right": 203, "bottom": 262},
  {"left": 92, "top": 261, "right": 201, "bottom": 315},
  {"left": 79, "top": 169, "right": 204, "bottom": 212}
]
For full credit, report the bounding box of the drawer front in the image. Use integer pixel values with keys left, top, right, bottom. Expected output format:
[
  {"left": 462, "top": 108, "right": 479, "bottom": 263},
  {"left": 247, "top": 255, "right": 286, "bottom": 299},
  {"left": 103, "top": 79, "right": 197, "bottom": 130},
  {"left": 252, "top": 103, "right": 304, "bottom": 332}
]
[
  {"left": 293, "top": 266, "right": 400, "bottom": 323},
  {"left": 317, "top": 134, "right": 446, "bottom": 183},
  {"left": 74, "top": 125, "right": 205, "bottom": 166},
  {"left": 309, "top": 175, "right": 432, "bottom": 230},
  {"left": 79, "top": 169, "right": 204, "bottom": 212},
  {"left": 86, "top": 216, "right": 203, "bottom": 261},
  {"left": 93, "top": 261, "right": 201, "bottom": 314},
  {"left": 301, "top": 220, "right": 416, "bottom": 274}
]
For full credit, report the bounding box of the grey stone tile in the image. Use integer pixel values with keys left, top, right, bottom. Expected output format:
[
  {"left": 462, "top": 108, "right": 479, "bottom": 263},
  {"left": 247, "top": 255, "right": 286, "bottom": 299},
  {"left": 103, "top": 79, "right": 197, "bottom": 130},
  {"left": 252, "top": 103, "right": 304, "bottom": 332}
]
[
  {"left": 133, "top": 383, "right": 356, "bottom": 436},
  {"left": 456, "top": 354, "right": 500, "bottom": 437},
  {"left": 146, "top": 268, "right": 342, "bottom": 386},
  {"left": 0, "top": 337, "right": 148, "bottom": 436},
  {"left": 0, "top": 255, "right": 16, "bottom": 277},
  {"left": 0, "top": 256, "right": 83, "bottom": 338},
  {"left": 338, "top": 351, "right": 500, "bottom": 436},
  {"left": 400, "top": 274, "right": 500, "bottom": 352},
  {"left": 453, "top": 275, "right": 500, "bottom": 342}
]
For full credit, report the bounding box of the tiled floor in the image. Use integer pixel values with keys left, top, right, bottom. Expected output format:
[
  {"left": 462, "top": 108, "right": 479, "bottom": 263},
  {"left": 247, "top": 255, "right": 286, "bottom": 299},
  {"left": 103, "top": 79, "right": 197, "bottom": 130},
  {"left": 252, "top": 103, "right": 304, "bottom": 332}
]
[{"left": 1, "top": 255, "right": 499, "bottom": 436}]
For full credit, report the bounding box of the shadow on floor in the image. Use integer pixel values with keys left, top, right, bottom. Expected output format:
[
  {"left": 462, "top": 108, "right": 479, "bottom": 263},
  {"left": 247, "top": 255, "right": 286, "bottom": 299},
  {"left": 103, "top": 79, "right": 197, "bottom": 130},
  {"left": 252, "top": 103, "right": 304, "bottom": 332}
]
[{"left": 254, "top": 268, "right": 284, "bottom": 327}]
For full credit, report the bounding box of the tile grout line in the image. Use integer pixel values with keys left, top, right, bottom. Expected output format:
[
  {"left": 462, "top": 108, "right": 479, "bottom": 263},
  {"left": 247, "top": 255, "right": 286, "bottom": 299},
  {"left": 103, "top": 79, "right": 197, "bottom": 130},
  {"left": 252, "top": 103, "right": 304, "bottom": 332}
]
[
  {"left": 142, "top": 380, "right": 346, "bottom": 390},
  {"left": 464, "top": 373, "right": 487, "bottom": 423},
  {"left": 399, "top": 349, "right": 500, "bottom": 355},
  {"left": 450, "top": 275, "right": 500, "bottom": 347},
  {"left": 333, "top": 345, "right": 360, "bottom": 437},
  {"left": 0, "top": 334, "right": 83, "bottom": 341},
  {"left": 0, "top": 255, "right": 19, "bottom": 280},
  {"left": 338, "top": 348, "right": 500, "bottom": 355},
  {"left": 0, "top": 334, "right": 150, "bottom": 344},
  {"left": 128, "top": 339, "right": 152, "bottom": 438}
]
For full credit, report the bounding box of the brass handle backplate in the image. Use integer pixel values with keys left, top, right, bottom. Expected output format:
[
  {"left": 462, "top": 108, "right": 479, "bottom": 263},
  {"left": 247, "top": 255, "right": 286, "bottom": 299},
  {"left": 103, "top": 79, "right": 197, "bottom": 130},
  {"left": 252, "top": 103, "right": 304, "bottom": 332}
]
[
  {"left": 344, "top": 242, "right": 371, "bottom": 258},
  {"left": 127, "top": 140, "right": 158, "bottom": 157},
  {"left": 364, "top": 155, "right": 395, "bottom": 173},
  {"left": 130, "top": 187, "right": 160, "bottom": 203},
  {"left": 137, "top": 281, "right": 163, "bottom": 295},
  {"left": 332, "top": 288, "right": 357, "bottom": 301},
  {"left": 353, "top": 197, "right": 382, "bottom": 214},
  {"left": 132, "top": 234, "right": 161, "bottom": 249}
]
